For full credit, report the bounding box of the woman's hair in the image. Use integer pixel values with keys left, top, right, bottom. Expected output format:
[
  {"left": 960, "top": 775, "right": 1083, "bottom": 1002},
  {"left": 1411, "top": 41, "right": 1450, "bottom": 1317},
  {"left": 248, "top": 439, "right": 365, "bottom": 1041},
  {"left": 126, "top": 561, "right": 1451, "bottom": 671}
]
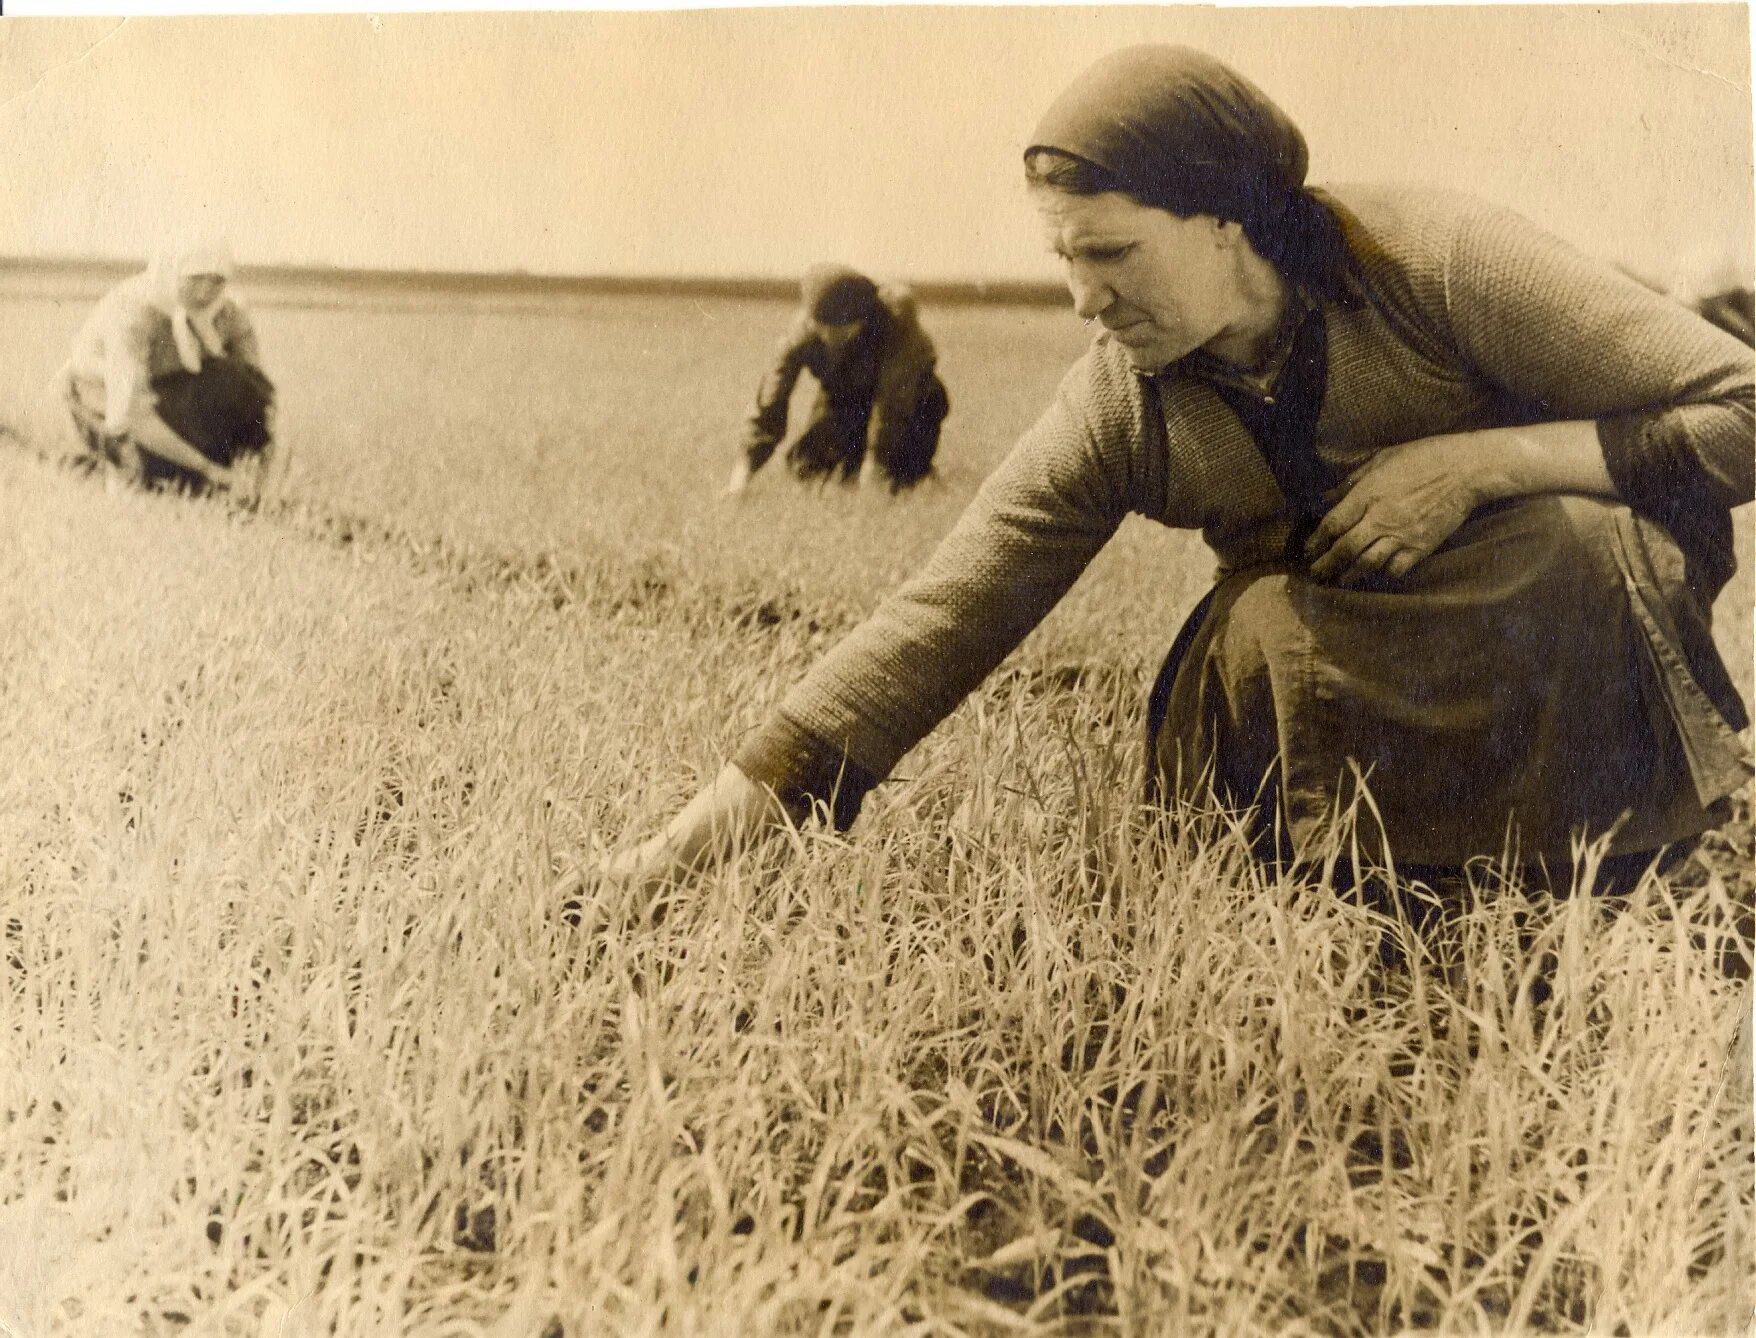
[{"left": 1025, "top": 145, "right": 1355, "bottom": 304}]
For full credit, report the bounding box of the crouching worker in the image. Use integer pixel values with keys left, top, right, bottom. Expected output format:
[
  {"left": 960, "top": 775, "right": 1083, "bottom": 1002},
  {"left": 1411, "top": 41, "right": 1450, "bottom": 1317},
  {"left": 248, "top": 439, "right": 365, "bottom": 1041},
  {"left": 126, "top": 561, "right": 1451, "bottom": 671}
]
[
  {"left": 725, "top": 264, "right": 949, "bottom": 496},
  {"left": 63, "top": 242, "right": 279, "bottom": 498},
  {"left": 590, "top": 44, "right": 1753, "bottom": 908}
]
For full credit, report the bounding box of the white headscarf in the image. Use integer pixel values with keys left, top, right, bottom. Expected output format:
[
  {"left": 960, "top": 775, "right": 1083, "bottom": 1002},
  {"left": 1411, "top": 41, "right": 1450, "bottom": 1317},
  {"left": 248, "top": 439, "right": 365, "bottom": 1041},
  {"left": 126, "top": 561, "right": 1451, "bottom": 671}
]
[{"left": 147, "top": 240, "right": 235, "bottom": 373}]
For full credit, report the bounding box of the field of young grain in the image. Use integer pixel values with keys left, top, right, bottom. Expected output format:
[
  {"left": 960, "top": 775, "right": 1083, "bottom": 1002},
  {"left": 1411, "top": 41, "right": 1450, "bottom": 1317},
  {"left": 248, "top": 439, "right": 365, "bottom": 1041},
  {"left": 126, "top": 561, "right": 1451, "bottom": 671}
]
[{"left": 1, "top": 284, "right": 1751, "bottom": 1336}]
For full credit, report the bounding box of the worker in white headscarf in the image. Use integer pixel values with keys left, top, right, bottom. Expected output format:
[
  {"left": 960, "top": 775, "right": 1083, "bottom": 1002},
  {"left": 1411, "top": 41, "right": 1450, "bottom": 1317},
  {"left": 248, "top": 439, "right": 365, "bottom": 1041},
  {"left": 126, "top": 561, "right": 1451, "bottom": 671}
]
[{"left": 62, "top": 240, "right": 279, "bottom": 496}]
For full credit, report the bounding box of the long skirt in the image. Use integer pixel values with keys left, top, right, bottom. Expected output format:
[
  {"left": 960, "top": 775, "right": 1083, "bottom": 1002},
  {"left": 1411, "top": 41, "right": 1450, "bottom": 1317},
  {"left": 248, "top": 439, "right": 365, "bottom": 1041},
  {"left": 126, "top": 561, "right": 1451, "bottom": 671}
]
[{"left": 1148, "top": 495, "right": 1750, "bottom": 874}]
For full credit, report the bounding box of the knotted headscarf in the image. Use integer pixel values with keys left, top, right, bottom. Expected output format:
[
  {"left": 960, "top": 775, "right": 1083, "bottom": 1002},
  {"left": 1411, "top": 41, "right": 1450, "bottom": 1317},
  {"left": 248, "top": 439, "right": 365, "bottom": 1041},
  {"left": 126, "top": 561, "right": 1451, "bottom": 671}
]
[
  {"left": 147, "top": 240, "right": 235, "bottom": 373},
  {"left": 1031, "top": 45, "right": 1306, "bottom": 208},
  {"left": 1027, "top": 45, "right": 1350, "bottom": 300}
]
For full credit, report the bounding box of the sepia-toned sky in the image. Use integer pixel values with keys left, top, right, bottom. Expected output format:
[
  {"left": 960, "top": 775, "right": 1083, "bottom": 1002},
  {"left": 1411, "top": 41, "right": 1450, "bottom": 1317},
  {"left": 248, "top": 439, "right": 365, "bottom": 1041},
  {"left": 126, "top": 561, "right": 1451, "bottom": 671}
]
[{"left": 1, "top": 5, "right": 1750, "bottom": 286}]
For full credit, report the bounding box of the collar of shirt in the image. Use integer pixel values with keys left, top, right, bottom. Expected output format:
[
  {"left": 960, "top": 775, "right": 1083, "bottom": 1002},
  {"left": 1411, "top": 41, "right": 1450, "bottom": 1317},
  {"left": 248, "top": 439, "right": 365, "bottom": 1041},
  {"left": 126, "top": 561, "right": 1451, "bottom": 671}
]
[{"left": 1138, "top": 287, "right": 1320, "bottom": 403}]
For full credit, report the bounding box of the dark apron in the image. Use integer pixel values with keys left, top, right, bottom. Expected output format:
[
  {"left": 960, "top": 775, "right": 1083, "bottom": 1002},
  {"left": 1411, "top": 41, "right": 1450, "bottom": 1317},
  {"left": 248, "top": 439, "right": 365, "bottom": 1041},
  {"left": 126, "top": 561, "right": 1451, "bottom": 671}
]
[
  {"left": 1144, "top": 303, "right": 1334, "bottom": 800},
  {"left": 150, "top": 357, "right": 275, "bottom": 468}
]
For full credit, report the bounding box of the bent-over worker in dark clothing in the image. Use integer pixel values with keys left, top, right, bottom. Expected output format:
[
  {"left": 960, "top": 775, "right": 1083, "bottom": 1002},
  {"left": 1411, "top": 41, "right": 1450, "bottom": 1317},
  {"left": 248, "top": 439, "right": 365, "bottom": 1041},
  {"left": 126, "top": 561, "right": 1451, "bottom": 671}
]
[{"left": 726, "top": 265, "right": 949, "bottom": 495}]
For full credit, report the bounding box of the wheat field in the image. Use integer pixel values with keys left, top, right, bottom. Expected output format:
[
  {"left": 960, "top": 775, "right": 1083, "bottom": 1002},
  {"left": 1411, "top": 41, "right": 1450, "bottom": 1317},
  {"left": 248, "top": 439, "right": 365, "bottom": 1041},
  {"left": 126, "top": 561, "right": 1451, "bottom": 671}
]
[{"left": 1, "top": 283, "right": 1751, "bottom": 1336}]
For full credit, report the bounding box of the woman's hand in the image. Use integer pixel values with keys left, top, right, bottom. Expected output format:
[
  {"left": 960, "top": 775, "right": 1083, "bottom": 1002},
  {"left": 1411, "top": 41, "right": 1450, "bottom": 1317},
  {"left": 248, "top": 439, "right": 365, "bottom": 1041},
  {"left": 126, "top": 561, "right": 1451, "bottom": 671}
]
[
  {"left": 552, "top": 833, "right": 673, "bottom": 931},
  {"left": 1304, "top": 434, "right": 1488, "bottom": 587},
  {"left": 554, "top": 763, "right": 797, "bottom": 928},
  {"left": 1303, "top": 423, "right": 1617, "bottom": 587},
  {"left": 591, "top": 830, "right": 692, "bottom": 901}
]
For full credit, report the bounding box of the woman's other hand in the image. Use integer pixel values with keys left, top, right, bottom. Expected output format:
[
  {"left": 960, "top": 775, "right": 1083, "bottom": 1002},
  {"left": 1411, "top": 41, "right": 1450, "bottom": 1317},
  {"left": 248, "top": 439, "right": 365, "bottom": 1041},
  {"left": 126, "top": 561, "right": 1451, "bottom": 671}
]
[
  {"left": 1304, "top": 422, "right": 1616, "bottom": 587},
  {"left": 723, "top": 460, "right": 753, "bottom": 499},
  {"left": 1305, "top": 436, "right": 1483, "bottom": 586}
]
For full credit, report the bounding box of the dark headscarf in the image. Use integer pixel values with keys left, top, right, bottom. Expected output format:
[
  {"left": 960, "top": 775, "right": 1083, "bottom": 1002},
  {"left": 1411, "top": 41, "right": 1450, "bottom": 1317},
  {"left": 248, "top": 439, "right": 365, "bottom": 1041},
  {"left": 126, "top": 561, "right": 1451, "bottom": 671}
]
[
  {"left": 801, "top": 264, "right": 880, "bottom": 325},
  {"left": 1026, "top": 45, "right": 1351, "bottom": 301},
  {"left": 1033, "top": 45, "right": 1349, "bottom": 555}
]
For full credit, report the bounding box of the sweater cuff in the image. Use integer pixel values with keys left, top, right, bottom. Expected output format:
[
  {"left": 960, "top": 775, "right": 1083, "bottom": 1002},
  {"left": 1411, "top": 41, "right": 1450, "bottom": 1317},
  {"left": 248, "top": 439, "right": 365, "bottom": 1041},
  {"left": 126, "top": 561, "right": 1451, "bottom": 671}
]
[
  {"left": 1597, "top": 409, "right": 1702, "bottom": 518},
  {"left": 1597, "top": 410, "right": 1739, "bottom": 592},
  {"left": 732, "top": 712, "right": 880, "bottom": 832}
]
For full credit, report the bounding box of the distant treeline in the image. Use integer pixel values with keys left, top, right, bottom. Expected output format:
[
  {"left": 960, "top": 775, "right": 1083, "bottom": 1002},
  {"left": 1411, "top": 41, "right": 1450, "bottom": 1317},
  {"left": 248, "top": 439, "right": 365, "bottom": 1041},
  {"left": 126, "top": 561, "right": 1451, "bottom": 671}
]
[{"left": 0, "top": 256, "right": 1068, "bottom": 314}]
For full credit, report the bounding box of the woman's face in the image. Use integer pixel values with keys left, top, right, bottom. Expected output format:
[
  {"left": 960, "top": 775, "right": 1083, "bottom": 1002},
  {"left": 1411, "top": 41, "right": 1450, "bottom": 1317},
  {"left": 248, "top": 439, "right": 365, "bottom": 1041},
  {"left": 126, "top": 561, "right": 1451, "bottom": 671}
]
[
  {"left": 177, "top": 273, "right": 227, "bottom": 309},
  {"left": 1035, "top": 187, "right": 1257, "bottom": 372},
  {"left": 811, "top": 319, "right": 863, "bottom": 354}
]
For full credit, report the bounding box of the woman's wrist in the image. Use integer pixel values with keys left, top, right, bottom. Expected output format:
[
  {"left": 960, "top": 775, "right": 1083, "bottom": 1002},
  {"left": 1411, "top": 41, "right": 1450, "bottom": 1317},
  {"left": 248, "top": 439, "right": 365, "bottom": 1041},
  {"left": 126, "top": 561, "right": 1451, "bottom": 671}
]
[
  {"left": 1466, "top": 431, "right": 1542, "bottom": 505},
  {"left": 1464, "top": 423, "right": 1615, "bottom": 505}
]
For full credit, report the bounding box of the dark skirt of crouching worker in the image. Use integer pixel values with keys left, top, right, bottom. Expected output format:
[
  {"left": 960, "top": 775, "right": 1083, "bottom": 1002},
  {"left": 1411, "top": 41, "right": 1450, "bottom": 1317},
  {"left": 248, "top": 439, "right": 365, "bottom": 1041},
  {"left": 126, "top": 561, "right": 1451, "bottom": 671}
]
[
  {"left": 70, "top": 358, "right": 275, "bottom": 494},
  {"left": 1145, "top": 494, "right": 1743, "bottom": 890},
  {"left": 729, "top": 265, "right": 949, "bottom": 495}
]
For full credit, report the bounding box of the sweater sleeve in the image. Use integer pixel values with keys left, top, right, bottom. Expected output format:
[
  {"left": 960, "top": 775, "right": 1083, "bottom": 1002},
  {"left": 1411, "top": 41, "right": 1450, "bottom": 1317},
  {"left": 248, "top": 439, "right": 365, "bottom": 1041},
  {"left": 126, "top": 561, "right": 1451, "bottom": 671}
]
[
  {"left": 733, "top": 345, "right": 1154, "bottom": 823},
  {"left": 1440, "top": 202, "right": 1753, "bottom": 580},
  {"left": 741, "top": 323, "right": 814, "bottom": 474}
]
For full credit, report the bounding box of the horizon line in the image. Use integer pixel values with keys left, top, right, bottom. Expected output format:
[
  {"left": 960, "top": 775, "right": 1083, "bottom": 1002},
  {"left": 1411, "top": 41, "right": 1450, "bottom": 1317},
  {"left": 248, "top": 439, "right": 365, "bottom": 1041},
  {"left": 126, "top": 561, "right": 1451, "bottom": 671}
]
[{"left": 0, "top": 254, "right": 1070, "bottom": 309}]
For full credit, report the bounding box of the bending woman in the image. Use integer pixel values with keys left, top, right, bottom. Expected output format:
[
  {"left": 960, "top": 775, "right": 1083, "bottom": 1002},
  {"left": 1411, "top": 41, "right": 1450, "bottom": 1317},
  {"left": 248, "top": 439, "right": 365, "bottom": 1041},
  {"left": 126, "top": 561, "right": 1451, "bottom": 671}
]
[
  {"left": 63, "top": 242, "right": 278, "bottom": 497},
  {"left": 602, "top": 46, "right": 1752, "bottom": 893},
  {"left": 726, "top": 264, "right": 950, "bottom": 496}
]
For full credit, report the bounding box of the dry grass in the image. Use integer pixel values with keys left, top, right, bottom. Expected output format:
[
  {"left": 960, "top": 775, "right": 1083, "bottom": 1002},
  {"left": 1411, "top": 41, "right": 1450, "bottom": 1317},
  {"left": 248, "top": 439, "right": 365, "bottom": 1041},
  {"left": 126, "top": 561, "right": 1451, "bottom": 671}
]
[{"left": 0, "top": 286, "right": 1750, "bottom": 1335}]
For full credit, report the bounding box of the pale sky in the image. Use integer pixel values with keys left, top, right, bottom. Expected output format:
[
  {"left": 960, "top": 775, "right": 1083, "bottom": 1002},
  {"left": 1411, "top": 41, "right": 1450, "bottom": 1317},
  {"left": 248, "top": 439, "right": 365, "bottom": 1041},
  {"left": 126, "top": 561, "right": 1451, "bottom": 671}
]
[{"left": 1, "top": 5, "right": 1750, "bottom": 286}]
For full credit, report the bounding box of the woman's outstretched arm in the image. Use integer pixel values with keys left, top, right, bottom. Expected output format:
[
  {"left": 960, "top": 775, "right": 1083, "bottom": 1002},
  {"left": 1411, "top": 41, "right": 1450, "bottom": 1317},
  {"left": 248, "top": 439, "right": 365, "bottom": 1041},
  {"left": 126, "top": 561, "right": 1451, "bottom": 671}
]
[
  {"left": 588, "top": 344, "right": 1152, "bottom": 903},
  {"left": 731, "top": 327, "right": 814, "bottom": 492}
]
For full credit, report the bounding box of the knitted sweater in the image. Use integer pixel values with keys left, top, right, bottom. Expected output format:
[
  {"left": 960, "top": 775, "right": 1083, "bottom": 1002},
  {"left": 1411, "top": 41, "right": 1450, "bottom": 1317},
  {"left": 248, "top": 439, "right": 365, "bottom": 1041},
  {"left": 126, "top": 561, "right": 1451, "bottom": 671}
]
[{"left": 733, "top": 186, "right": 1755, "bottom": 818}]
